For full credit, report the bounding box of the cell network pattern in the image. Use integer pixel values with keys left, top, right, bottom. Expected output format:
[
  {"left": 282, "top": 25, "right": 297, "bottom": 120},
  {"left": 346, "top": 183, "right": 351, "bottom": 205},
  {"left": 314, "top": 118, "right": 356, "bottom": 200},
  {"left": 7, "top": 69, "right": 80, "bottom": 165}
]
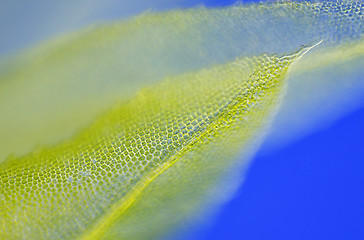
[
  {"left": 0, "top": 1, "right": 363, "bottom": 240},
  {"left": 1, "top": 48, "right": 308, "bottom": 239}
]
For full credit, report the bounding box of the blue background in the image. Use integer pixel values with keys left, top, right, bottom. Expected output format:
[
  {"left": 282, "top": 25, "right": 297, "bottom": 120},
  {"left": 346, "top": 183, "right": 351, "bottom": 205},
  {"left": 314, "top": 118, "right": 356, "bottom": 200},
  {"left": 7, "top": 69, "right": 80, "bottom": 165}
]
[
  {"left": 193, "top": 1, "right": 364, "bottom": 240},
  {"left": 200, "top": 106, "right": 364, "bottom": 240}
]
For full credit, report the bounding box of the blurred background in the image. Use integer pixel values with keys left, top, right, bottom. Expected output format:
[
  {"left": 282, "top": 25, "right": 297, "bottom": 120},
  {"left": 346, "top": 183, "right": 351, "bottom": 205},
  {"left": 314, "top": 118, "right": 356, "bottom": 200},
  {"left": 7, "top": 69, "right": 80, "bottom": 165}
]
[{"left": 1, "top": 0, "right": 363, "bottom": 239}]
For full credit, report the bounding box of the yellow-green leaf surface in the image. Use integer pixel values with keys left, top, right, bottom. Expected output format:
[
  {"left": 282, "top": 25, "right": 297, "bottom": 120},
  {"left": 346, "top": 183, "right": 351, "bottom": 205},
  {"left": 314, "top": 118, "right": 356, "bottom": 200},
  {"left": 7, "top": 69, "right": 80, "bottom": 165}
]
[
  {"left": 0, "top": 47, "right": 308, "bottom": 239},
  {"left": 0, "top": 1, "right": 364, "bottom": 239},
  {"left": 1, "top": 0, "right": 363, "bottom": 163}
]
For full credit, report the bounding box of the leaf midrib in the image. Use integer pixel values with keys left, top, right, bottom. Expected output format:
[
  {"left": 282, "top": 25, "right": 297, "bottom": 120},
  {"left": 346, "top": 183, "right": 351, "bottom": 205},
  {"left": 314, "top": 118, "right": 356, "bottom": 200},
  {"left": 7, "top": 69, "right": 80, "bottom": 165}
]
[{"left": 78, "top": 62, "right": 274, "bottom": 240}]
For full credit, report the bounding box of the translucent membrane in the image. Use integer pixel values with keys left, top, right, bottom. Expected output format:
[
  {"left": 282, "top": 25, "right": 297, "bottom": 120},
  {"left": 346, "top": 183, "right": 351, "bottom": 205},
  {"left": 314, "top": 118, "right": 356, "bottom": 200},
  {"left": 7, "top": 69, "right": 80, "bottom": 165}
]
[{"left": 0, "top": 1, "right": 363, "bottom": 239}]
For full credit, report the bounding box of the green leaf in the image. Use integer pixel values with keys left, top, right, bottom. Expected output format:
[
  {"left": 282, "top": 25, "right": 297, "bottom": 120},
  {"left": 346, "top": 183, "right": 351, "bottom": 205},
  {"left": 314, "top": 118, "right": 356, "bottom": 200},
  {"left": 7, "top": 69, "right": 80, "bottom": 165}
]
[
  {"left": 1, "top": 0, "right": 363, "bottom": 164},
  {"left": 0, "top": 1, "right": 363, "bottom": 239},
  {"left": 0, "top": 46, "right": 310, "bottom": 239}
]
